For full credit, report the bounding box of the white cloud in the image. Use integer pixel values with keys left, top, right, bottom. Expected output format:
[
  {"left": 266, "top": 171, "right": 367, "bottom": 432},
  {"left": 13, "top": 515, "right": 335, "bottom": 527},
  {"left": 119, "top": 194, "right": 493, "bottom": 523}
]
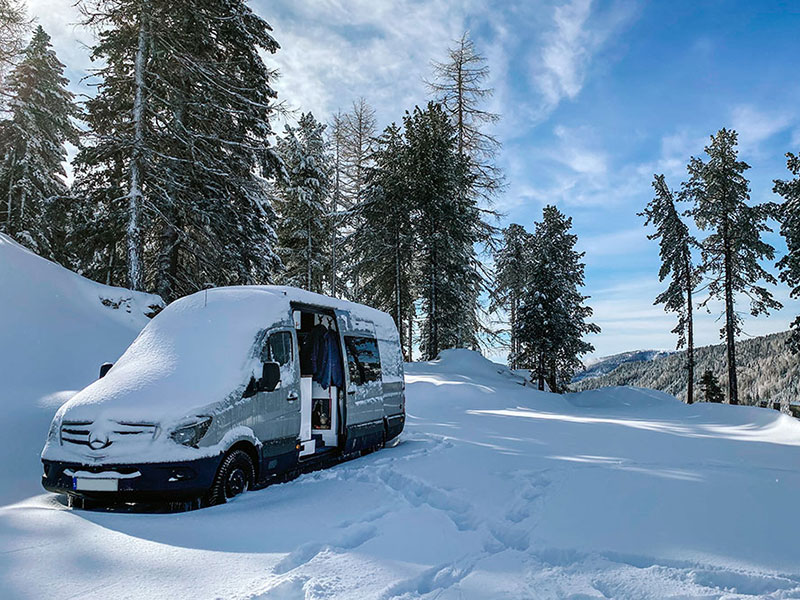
[
  {"left": 553, "top": 125, "right": 607, "bottom": 174},
  {"left": 263, "top": 0, "right": 488, "bottom": 126},
  {"left": 730, "top": 104, "right": 794, "bottom": 154},
  {"left": 531, "top": 0, "right": 636, "bottom": 120},
  {"left": 536, "top": 0, "right": 594, "bottom": 106}
]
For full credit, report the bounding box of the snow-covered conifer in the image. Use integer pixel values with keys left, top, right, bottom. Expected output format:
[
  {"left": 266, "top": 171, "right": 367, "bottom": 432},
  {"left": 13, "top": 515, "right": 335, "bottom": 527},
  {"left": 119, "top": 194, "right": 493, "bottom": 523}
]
[
  {"left": 699, "top": 369, "right": 724, "bottom": 403},
  {"left": 0, "top": 0, "right": 29, "bottom": 106},
  {"left": 274, "top": 112, "right": 332, "bottom": 293},
  {"left": 353, "top": 123, "right": 416, "bottom": 359},
  {"left": 517, "top": 206, "right": 599, "bottom": 392},
  {"left": 73, "top": 0, "right": 282, "bottom": 298},
  {"left": 684, "top": 128, "right": 781, "bottom": 404},
  {"left": 0, "top": 25, "right": 79, "bottom": 257},
  {"left": 492, "top": 224, "right": 532, "bottom": 370},
  {"left": 403, "top": 103, "right": 479, "bottom": 359},
  {"left": 773, "top": 152, "right": 800, "bottom": 353},
  {"left": 640, "top": 174, "right": 699, "bottom": 403}
]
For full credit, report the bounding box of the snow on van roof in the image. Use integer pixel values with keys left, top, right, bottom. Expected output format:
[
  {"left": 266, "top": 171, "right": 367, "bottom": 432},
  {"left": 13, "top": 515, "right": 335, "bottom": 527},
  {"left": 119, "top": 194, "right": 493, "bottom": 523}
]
[{"left": 55, "top": 286, "right": 398, "bottom": 426}]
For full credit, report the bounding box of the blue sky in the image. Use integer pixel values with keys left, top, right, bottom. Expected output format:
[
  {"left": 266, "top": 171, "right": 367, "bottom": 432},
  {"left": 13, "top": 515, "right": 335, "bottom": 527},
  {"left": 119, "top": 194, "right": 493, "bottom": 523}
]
[{"left": 30, "top": 0, "right": 800, "bottom": 358}]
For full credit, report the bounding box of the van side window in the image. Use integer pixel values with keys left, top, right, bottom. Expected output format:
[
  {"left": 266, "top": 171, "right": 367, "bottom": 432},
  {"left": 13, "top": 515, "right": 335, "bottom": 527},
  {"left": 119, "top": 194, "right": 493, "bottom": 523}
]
[
  {"left": 344, "top": 336, "right": 382, "bottom": 385},
  {"left": 264, "top": 331, "right": 293, "bottom": 366}
]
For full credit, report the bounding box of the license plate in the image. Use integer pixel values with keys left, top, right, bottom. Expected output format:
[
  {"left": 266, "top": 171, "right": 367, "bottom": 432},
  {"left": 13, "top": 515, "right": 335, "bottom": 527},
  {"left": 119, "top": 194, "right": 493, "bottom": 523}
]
[{"left": 73, "top": 477, "right": 119, "bottom": 492}]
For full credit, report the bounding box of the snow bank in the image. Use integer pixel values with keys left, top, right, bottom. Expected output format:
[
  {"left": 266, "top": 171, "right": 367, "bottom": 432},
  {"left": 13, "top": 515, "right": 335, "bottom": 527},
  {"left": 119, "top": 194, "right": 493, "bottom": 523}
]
[{"left": 0, "top": 235, "right": 161, "bottom": 502}]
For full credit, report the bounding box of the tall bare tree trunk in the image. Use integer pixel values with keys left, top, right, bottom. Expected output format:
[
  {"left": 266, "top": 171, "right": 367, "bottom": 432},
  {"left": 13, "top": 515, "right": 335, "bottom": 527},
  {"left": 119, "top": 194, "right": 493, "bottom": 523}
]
[
  {"left": 127, "top": 8, "right": 148, "bottom": 291},
  {"left": 723, "top": 220, "right": 738, "bottom": 404},
  {"left": 686, "top": 262, "right": 695, "bottom": 404}
]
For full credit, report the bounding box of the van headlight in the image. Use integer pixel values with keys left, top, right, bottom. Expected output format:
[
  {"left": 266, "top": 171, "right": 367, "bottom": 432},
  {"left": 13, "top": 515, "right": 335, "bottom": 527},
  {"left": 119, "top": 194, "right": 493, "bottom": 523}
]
[{"left": 169, "top": 417, "right": 212, "bottom": 447}]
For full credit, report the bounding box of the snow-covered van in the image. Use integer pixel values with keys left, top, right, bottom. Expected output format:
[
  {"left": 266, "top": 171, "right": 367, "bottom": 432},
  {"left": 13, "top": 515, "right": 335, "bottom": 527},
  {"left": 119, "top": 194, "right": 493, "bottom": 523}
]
[{"left": 41, "top": 286, "right": 405, "bottom": 507}]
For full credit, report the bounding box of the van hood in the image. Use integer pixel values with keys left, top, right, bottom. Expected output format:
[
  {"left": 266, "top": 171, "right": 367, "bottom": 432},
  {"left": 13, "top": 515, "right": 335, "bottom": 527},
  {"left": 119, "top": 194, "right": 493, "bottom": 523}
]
[{"left": 52, "top": 287, "right": 291, "bottom": 427}]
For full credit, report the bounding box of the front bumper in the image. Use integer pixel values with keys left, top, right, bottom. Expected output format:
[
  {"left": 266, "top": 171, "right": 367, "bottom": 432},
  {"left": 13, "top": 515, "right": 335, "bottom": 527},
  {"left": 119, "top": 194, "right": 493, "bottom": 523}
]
[{"left": 41, "top": 455, "right": 221, "bottom": 502}]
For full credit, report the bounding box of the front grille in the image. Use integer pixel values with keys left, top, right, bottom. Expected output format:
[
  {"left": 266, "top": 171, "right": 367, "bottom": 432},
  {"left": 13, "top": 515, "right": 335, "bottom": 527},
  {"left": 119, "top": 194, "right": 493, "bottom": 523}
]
[{"left": 60, "top": 421, "right": 158, "bottom": 447}]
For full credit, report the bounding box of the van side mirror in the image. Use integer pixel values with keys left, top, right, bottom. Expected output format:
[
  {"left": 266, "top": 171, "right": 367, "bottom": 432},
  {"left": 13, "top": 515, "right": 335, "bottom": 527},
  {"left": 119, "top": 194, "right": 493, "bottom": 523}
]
[
  {"left": 99, "top": 363, "right": 113, "bottom": 379},
  {"left": 260, "top": 361, "right": 281, "bottom": 392}
]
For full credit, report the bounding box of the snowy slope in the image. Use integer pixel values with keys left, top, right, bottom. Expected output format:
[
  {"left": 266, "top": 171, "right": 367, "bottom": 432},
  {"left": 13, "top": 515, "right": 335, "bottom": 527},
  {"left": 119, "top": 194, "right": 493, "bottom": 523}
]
[
  {"left": 2, "top": 346, "right": 800, "bottom": 598},
  {"left": 0, "top": 234, "right": 161, "bottom": 504}
]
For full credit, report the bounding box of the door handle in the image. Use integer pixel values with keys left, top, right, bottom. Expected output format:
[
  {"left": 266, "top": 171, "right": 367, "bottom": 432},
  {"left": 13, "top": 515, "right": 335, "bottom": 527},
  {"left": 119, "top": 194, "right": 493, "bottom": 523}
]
[{"left": 287, "top": 392, "right": 298, "bottom": 402}]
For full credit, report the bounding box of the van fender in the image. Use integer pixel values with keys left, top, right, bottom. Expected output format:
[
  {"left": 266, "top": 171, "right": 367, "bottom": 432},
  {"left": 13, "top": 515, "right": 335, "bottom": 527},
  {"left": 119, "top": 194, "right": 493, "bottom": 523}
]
[{"left": 215, "top": 426, "right": 262, "bottom": 455}]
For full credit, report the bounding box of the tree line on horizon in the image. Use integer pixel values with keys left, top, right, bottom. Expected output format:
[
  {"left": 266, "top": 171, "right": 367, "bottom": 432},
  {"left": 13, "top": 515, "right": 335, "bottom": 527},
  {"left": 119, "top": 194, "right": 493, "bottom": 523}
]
[
  {"left": 0, "top": 0, "right": 598, "bottom": 384},
  {"left": 573, "top": 330, "right": 799, "bottom": 410}
]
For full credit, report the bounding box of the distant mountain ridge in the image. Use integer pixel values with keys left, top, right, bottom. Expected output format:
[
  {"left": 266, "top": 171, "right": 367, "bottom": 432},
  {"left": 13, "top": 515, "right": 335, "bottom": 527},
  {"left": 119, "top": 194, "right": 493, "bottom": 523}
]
[
  {"left": 574, "top": 349, "right": 674, "bottom": 382},
  {"left": 571, "top": 330, "right": 799, "bottom": 405}
]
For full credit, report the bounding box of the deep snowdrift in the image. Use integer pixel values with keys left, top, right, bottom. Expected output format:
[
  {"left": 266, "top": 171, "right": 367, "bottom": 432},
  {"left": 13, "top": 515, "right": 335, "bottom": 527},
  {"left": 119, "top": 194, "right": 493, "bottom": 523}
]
[
  {"left": 2, "top": 343, "right": 800, "bottom": 598},
  {"left": 0, "top": 234, "right": 161, "bottom": 503}
]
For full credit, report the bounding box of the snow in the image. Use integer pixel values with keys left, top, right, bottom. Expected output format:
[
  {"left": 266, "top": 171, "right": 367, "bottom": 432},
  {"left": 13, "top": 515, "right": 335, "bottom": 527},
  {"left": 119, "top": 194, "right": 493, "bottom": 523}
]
[
  {"left": 4, "top": 248, "right": 800, "bottom": 598},
  {"left": 0, "top": 234, "right": 161, "bottom": 504}
]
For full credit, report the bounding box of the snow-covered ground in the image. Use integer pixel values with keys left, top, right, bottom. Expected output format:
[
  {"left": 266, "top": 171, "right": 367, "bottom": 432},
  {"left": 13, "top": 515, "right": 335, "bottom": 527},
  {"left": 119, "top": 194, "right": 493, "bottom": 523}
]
[{"left": 3, "top": 236, "right": 800, "bottom": 599}]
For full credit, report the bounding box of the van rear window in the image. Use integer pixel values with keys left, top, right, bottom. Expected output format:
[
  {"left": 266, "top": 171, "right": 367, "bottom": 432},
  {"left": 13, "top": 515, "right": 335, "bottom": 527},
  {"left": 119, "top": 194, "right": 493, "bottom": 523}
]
[{"left": 344, "top": 336, "right": 382, "bottom": 385}]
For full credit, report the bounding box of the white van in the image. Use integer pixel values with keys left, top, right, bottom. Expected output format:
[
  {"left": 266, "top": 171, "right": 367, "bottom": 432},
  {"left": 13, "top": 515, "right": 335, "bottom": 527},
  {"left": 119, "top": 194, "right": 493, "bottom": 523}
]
[{"left": 41, "top": 286, "right": 405, "bottom": 507}]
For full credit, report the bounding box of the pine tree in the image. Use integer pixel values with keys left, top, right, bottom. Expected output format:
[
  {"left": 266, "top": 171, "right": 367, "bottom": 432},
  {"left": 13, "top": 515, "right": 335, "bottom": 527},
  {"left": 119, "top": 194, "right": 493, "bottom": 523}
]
[
  {"left": 73, "top": 0, "right": 282, "bottom": 298},
  {"left": 274, "top": 112, "right": 332, "bottom": 293},
  {"left": 427, "top": 33, "right": 502, "bottom": 349},
  {"left": 699, "top": 369, "right": 724, "bottom": 403},
  {"left": 353, "top": 123, "right": 416, "bottom": 359},
  {"left": 640, "top": 174, "right": 699, "bottom": 403},
  {"left": 517, "top": 206, "right": 599, "bottom": 392},
  {"left": 0, "top": 0, "right": 28, "bottom": 106},
  {"left": 0, "top": 25, "right": 79, "bottom": 257},
  {"left": 403, "top": 102, "right": 477, "bottom": 359},
  {"left": 492, "top": 224, "right": 532, "bottom": 370},
  {"left": 773, "top": 152, "right": 800, "bottom": 353},
  {"left": 426, "top": 31, "right": 504, "bottom": 200},
  {"left": 684, "top": 128, "right": 781, "bottom": 405}
]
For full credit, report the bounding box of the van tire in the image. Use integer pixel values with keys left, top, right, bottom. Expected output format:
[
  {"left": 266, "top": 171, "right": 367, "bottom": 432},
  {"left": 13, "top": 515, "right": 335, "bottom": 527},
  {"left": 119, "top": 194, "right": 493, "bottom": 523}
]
[{"left": 207, "top": 450, "right": 254, "bottom": 506}]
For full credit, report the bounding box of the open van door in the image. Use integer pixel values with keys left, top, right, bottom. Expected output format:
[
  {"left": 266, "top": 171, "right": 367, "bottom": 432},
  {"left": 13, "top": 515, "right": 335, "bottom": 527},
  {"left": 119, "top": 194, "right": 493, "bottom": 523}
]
[{"left": 335, "top": 310, "right": 385, "bottom": 452}]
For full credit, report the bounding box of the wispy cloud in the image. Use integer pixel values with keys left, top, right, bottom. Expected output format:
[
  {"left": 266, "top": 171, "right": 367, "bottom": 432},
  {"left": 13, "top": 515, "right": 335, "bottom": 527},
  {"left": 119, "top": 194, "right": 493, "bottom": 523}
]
[
  {"left": 531, "top": 0, "right": 636, "bottom": 119},
  {"left": 552, "top": 125, "right": 608, "bottom": 174},
  {"left": 730, "top": 104, "right": 794, "bottom": 155}
]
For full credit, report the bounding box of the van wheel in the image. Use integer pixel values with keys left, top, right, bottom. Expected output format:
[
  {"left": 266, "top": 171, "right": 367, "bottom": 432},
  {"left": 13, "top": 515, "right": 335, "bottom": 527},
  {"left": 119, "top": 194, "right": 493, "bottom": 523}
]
[{"left": 207, "top": 450, "right": 254, "bottom": 506}]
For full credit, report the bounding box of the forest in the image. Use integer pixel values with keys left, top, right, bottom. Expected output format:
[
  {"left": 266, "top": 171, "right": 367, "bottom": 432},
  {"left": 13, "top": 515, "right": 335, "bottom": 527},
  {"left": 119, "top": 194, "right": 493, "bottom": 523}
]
[
  {"left": 0, "top": 0, "right": 798, "bottom": 399},
  {"left": 573, "top": 330, "right": 800, "bottom": 408}
]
